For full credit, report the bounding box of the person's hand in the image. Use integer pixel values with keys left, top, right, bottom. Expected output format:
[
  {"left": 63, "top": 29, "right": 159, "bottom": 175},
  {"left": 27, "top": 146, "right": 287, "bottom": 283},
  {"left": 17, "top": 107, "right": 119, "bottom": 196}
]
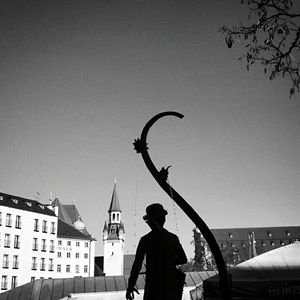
[{"left": 126, "top": 287, "right": 140, "bottom": 299}]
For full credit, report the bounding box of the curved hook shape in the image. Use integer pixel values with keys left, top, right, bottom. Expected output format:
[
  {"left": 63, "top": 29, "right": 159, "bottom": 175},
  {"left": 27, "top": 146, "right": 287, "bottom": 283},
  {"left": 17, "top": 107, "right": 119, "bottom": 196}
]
[{"left": 133, "top": 111, "right": 231, "bottom": 300}]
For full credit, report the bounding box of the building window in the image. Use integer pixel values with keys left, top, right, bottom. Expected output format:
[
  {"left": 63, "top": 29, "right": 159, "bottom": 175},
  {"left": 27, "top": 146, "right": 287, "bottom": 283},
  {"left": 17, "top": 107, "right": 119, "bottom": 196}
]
[
  {"left": 41, "top": 239, "right": 47, "bottom": 252},
  {"left": 40, "top": 258, "right": 45, "bottom": 271},
  {"left": 58, "top": 240, "right": 62, "bottom": 246},
  {"left": 1, "top": 276, "right": 8, "bottom": 290},
  {"left": 6, "top": 214, "right": 12, "bottom": 227},
  {"left": 67, "top": 252, "right": 71, "bottom": 258},
  {"left": 85, "top": 242, "right": 89, "bottom": 248},
  {"left": 67, "top": 241, "right": 71, "bottom": 246},
  {"left": 84, "top": 253, "right": 88, "bottom": 259},
  {"left": 51, "top": 222, "right": 56, "bottom": 234},
  {"left": 50, "top": 240, "right": 55, "bottom": 252},
  {"left": 75, "top": 265, "right": 80, "bottom": 273},
  {"left": 31, "top": 277, "right": 35, "bottom": 282},
  {"left": 4, "top": 234, "right": 10, "bottom": 248},
  {"left": 268, "top": 231, "right": 272, "bottom": 237},
  {"left": 34, "top": 219, "right": 39, "bottom": 232},
  {"left": 33, "top": 238, "right": 38, "bottom": 251},
  {"left": 42, "top": 220, "right": 47, "bottom": 233},
  {"left": 117, "top": 214, "right": 119, "bottom": 221},
  {"left": 76, "top": 241, "right": 80, "bottom": 247},
  {"left": 84, "top": 265, "right": 88, "bottom": 273},
  {"left": 76, "top": 253, "right": 79, "bottom": 259},
  {"left": 15, "top": 215, "right": 21, "bottom": 229},
  {"left": 271, "top": 241, "right": 275, "bottom": 246},
  {"left": 31, "top": 257, "right": 37, "bottom": 270},
  {"left": 49, "top": 259, "right": 54, "bottom": 271},
  {"left": 14, "top": 235, "right": 20, "bottom": 249},
  {"left": 0, "top": 212, "right": 2, "bottom": 226},
  {"left": 12, "top": 255, "right": 19, "bottom": 269},
  {"left": 57, "top": 264, "right": 61, "bottom": 272},
  {"left": 66, "top": 265, "right": 70, "bottom": 273},
  {"left": 286, "top": 231, "right": 290, "bottom": 236},
  {"left": 11, "top": 276, "right": 17, "bottom": 289},
  {"left": 57, "top": 252, "right": 61, "bottom": 258},
  {"left": 2, "top": 254, "right": 9, "bottom": 268},
  {"left": 112, "top": 213, "right": 115, "bottom": 221}
]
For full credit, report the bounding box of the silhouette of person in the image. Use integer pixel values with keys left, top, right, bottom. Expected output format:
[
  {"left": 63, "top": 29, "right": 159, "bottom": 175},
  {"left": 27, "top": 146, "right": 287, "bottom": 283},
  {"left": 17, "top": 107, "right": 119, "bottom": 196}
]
[{"left": 126, "top": 203, "right": 187, "bottom": 300}]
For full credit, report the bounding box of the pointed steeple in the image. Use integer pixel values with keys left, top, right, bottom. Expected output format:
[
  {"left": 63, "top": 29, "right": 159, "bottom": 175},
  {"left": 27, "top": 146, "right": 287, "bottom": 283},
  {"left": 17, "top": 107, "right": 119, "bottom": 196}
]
[{"left": 108, "top": 180, "right": 121, "bottom": 213}]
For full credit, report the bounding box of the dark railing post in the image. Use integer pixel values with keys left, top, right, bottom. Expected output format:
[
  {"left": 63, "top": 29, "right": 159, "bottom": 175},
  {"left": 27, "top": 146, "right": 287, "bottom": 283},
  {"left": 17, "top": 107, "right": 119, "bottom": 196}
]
[{"left": 133, "top": 111, "right": 231, "bottom": 300}]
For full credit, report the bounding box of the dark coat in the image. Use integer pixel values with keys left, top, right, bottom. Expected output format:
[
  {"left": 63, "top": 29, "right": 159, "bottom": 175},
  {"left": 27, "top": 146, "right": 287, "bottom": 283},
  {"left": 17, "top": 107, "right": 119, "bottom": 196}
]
[{"left": 128, "top": 228, "right": 187, "bottom": 300}]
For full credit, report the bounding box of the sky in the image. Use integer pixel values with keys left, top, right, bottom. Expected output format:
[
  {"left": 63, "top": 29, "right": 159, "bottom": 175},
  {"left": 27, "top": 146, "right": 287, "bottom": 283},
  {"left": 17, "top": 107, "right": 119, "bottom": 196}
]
[{"left": 0, "top": 0, "right": 299, "bottom": 259}]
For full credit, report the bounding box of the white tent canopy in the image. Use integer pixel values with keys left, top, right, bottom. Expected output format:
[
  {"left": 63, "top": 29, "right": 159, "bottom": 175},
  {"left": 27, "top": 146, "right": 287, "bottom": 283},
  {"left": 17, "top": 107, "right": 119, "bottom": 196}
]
[{"left": 203, "top": 242, "right": 300, "bottom": 300}]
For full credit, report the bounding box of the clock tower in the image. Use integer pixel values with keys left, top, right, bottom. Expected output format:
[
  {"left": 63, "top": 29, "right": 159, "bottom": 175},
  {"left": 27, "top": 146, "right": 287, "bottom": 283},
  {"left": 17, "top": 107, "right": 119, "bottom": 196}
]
[{"left": 103, "top": 180, "right": 125, "bottom": 276}]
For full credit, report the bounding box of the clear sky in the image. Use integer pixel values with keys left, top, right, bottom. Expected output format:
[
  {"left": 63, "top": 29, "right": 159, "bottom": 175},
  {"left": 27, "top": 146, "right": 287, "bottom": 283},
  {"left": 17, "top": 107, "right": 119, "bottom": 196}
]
[{"left": 0, "top": 0, "right": 299, "bottom": 259}]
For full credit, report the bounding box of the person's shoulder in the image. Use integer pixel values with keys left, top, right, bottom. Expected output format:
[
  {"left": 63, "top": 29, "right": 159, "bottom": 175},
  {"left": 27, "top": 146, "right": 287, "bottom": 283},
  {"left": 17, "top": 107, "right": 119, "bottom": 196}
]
[{"left": 163, "top": 228, "right": 179, "bottom": 240}]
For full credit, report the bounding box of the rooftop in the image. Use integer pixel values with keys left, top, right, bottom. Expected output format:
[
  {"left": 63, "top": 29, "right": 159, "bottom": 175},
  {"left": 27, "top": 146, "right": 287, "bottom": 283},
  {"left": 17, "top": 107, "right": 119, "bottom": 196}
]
[
  {"left": 0, "top": 271, "right": 217, "bottom": 300},
  {"left": 0, "top": 192, "right": 56, "bottom": 217}
]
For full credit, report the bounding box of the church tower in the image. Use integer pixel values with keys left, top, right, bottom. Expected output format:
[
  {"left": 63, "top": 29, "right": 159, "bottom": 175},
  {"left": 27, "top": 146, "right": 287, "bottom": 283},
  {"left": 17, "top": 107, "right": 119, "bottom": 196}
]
[{"left": 103, "top": 180, "right": 125, "bottom": 276}]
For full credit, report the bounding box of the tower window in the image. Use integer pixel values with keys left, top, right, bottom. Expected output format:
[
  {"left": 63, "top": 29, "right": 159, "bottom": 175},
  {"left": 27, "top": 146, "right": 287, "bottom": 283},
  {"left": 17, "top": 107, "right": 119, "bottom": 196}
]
[{"left": 112, "top": 213, "right": 115, "bottom": 221}]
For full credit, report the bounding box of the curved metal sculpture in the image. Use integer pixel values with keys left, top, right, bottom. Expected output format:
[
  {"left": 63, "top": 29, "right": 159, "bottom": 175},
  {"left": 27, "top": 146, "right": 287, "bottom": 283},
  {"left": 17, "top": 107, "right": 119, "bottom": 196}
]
[{"left": 133, "top": 111, "right": 231, "bottom": 300}]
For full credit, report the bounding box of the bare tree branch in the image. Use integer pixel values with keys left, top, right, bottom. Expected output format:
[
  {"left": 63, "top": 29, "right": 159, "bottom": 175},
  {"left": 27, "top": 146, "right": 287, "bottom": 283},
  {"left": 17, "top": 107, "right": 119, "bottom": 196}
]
[{"left": 221, "top": 0, "right": 300, "bottom": 98}]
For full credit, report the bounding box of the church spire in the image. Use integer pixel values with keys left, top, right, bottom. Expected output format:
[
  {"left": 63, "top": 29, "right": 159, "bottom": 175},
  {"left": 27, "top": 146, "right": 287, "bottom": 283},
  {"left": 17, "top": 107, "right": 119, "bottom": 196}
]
[{"left": 108, "top": 180, "right": 121, "bottom": 213}]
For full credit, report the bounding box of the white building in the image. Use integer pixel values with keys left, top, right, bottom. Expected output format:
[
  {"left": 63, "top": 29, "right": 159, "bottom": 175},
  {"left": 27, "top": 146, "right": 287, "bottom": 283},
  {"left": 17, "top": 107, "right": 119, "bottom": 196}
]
[
  {"left": 47, "top": 195, "right": 95, "bottom": 278},
  {"left": 0, "top": 192, "right": 95, "bottom": 293},
  {"left": 103, "top": 181, "right": 125, "bottom": 276},
  {"left": 0, "top": 192, "right": 58, "bottom": 292}
]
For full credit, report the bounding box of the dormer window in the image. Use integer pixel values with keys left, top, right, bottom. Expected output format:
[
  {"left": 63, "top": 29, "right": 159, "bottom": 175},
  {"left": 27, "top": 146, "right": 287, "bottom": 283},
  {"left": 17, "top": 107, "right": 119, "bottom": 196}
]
[
  {"left": 268, "top": 231, "right": 272, "bottom": 237},
  {"left": 0, "top": 196, "right": 3, "bottom": 200},
  {"left": 228, "top": 233, "right": 233, "bottom": 238},
  {"left": 286, "top": 231, "right": 290, "bottom": 236},
  {"left": 26, "top": 202, "right": 32, "bottom": 207},
  {"left": 13, "top": 199, "right": 18, "bottom": 204}
]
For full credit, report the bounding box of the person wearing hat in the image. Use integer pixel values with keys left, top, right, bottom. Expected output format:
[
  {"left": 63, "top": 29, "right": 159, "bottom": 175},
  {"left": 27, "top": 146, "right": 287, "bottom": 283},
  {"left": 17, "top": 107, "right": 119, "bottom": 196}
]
[{"left": 126, "top": 203, "right": 187, "bottom": 300}]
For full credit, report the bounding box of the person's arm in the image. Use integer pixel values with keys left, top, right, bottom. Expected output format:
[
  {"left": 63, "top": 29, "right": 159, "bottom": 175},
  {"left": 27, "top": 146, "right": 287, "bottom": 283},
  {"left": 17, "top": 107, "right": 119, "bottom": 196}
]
[
  {"left": 126, "top": 238, "right": 145, "bottom": 299},
  {"left": 175, "top": 237, "right": 187, "bottom": 265}
]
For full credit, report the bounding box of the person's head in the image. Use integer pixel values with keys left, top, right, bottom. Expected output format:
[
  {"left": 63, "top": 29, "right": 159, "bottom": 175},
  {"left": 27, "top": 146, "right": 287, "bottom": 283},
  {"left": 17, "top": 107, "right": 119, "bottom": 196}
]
[{"left": 143, "top": 203, "right": 168, "bottom": 229}]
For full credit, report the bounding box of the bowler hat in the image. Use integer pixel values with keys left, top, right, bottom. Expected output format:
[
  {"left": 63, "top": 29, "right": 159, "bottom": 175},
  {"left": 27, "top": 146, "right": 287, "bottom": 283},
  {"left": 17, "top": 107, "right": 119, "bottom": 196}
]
[{"left": 143, "top": 203, "right": 168, "bottom": 221}]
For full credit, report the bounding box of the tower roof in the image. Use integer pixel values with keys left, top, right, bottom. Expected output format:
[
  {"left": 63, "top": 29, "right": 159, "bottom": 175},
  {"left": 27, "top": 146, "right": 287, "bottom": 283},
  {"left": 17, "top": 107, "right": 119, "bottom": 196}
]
[{"left": 108, "top": 182, "right": 121, "bottom": 212}]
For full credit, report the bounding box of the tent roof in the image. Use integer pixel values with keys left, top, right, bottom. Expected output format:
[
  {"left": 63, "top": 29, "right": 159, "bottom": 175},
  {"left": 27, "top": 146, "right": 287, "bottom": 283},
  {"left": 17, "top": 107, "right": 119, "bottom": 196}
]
[
  {"left": 0, "top": 272, "right": 217, "bottom": 300},
  {"left": 236, "top": 241, "right": 300, "bottom": 270},
  {"left": 203, "top": 242, "right": 300, "bottom": 299}
]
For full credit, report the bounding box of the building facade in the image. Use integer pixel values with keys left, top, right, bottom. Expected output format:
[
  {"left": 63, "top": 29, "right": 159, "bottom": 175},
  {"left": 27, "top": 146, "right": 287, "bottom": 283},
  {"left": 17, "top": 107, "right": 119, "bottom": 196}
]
[
  {"left": 0, "top": 193, "right": 58, "bottom": 292},
  {"left": 0, "top": 192, "right": 95, "bottom": 293},
  {"left": 103, "top": 182, "right": 125, "bottom": 276},
  {"left": 194, "top": 226, "right": 300, "bottom": 270}
]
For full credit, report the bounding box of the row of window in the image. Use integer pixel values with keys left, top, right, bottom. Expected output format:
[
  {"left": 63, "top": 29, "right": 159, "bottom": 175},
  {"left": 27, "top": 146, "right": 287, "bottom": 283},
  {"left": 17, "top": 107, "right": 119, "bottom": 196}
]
[
  {"left": 227, "top": 230, "right": 292, "bottom": 238},
  {"left": 1, "top": 234, "right": 20, "bottom": 248},
  {"left": 34, "top": 219, "right": 56, "bottom": 234},
  {"left": 32, "top": 238, "right": 55, "bottom": 252},
  {"left": 58, "top": 240, "right": 89, "bottom": 247},
  {"left": 31, "top": 257, "right": 54, "bottom": 271},
  {"left": 2, "top": 254, "right": 19, "bottom": 269},
  {"left": 1, "top": 275, "right": 17, "bottom": 290},
  {"left": 1, "top": 235, "right": 90, "bottom": 252},
  {"left": 0, "top": 212, "right": 56, "bottom": 234},
  {"left": 57, "top": 264, "right": 88, "bottom": 273},
  {"left": 220, "top": 239, "right": 297, "bottom": 248},
  {"left": 57, "top": 252, "right": 88, "bottom": 259},
  {"left": 0, "top": 213, "right": 21, "bottom": 229}
]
